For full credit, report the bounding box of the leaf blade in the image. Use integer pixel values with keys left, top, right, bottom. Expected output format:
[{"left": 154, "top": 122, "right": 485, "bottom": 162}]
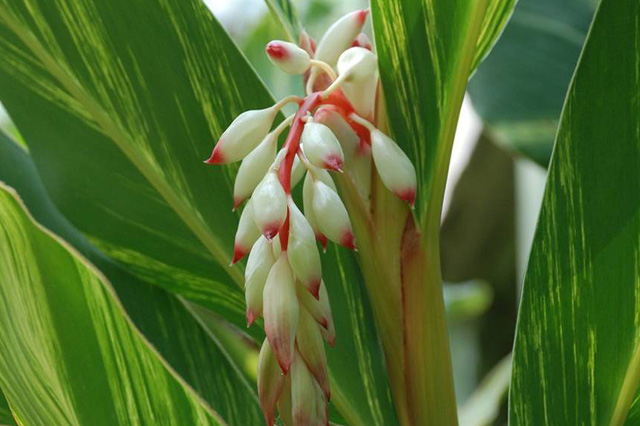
[{"left": 510, "top": 0, "right": 640, "bottom": 424}]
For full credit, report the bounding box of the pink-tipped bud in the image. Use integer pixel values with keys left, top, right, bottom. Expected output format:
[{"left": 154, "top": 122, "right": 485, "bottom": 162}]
[
  {"left": 234, "top": 132, "right": 277, "bottom": 207},
  {"left": 301, "top": 122, "right": 344, "bottom": 171},
  {"left": 297, "top": 308, "right": 331, "bottom": 398},
  {"left": 302, "top": 170, "right": 335, "bottom": 246},
  {"left": 314, "top": 106, "right": 360, "bottom": 160},
  {"left": 296, "top": 281, "right": 334, "bottom": 332},
  {"left": 206, "top": 106, "right": 278, "bottom": 164},
  {"left": 291, "top": 350, "right": 329, "bottom": 426},
  {"left": 314, "top": 9, "right": 369, "bottom": 67},
  {"left": 245, "top": 236, "right": 276, "bottom": 325},
  {"left": 299, "top": 30, "right": 316, "bottom": 56},
  {"left": 266, "top": 40, "right": 311, "bottom": 74},
  {"left": 337, "top": 47, "right": 378, "bottom": 119},
  {"left": 370, "top": 129, "right": 417, "bottom": 205},
  {"left": 351, "top": 33, "right": 372, "bottom": 50},
  {"left": 257, "top": 339, "right": 285, "bottom": 426},
  {"left": 233, "top": 199, "right": 261, "bottom": 264},
  {"left": 287, "top": 200, "right": 322, "bottom": 298},
  {"left": 263, "top": 254, "right": 299, "bottom": 373},
  {"left": 252, "top": 171, "right": 288, "bottom": 239},
  {"left": 320, "top": 322, "right": 336, "bottom": 347},
  {"left": 311, "top": 180, "right": 356, "bottom": 249}
]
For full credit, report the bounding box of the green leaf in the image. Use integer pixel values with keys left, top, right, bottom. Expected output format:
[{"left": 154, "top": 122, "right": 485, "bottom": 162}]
[
  {"left": 469, "top": 0, "right": 597, "bottom": 166},
  {"left": 264, "top": 0, "right": 302, "bottom": 42},
  {"left": 371, "top": 0, "right": 516, "bottom": 228},
  {"left": 0, "top": 133, "right": 264, "bottom": 425},
  {"left": 0, "top": 0, "right": 266, "bottom": 335},
  {"left": 0, "top": 391, "right": 15, "bottom": 426},
  {"left": 0, "top": 183, "right": 227, "bottom": 425},
  {"left": 509, "top": 0, "right": 640, "bottom": 424},
  {"left": 370, "top": 1, "right": 516, "bottom": 424},
  {"left": 0, "top": 1, "right": 397, "bottom": 423}
]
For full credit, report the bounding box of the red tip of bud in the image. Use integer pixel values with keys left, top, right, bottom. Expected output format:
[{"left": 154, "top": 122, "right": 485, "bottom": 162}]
[
  {"left": 316, "top": 233, "right": 328, "bottom": 251},
  {"left": 328, "top": 336, "right": 336, "bottom": 348},
  {"left": 396, "top": 188, "right": 416, "bottom": 206},
  {"left": 323, "top": 154, "right": 344, "bottom": 172},
  {"left": 266, "top": 42, "right": 288, "bottom": 60},
  {"left": 357, "top": 9, "right": 369, "bottom": 25},
  {"left": 246, "top": 309, "right": 256, "bottom": 327},
  {"left": 309, "top": 279, "right": 321, "bottom": 300},
  {"left": 320, "top": 317, "right": 329, "bottom": 329},
  {"left": 277, "top": 358, "right": 291, "bottom": 374},
  {"left": 263, "top": 224, "right": 281, "bottom": 240},
  {"left": 232, "top": 245, "right": 248, "bottom": 264},
  {"left": 205, "top": 144, "right": 225, "bottom": 165},
  {"left": 233, "top": 196, "right": 244, "bottom": 210},
  {"left": 340, "top": 230, "right": 357, "bottom": 250}
]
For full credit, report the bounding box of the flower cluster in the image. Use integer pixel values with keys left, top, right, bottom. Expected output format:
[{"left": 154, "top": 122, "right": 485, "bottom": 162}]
[{"left": 205, "top": 9, "right": 416, "bottom": 426}]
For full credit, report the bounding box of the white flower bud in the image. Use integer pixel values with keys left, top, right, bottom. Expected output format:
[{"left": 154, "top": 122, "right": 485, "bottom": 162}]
[
  {"left": 337, "top": 47, "right": 378, "bottom": 119},
  {"left": 313, "top": 106, "right": 359, "bottom": 160},
  {"left": 245, "top": 236, "right": 275, "bottom": 325},
  {"left": 233, "top": 199, "right": 261, "bottom": 264},
  {"left": 252, "top": 171, "right": 288, "bottom": 239},
  {"left": 257, "top": 340, "right": 285, "bottom": 426},
  {"left": 296, "top": 308, "right": 330, "bottom": 398},
  {"left": 352, "top": 33, "right": 372, "bottom": 51},
  {"left": 301, "top": 122, "right": 344, "bottom": 171},
  {"left": 233, "top": 132, "right": 277, "bottom": 208},
  {"left": 370, "top": 129, "right": 417, "bottom": 205},
  {"left": 291, "top": 350, "right": 328, "bottom": 426},
  {"left": 296, "top": 281, "right": 334, "bottom": 335},
  {"left": 315, "top": 10, "right": 369, "bottom": 67},
  {"left": 303, "top": 169, "right": 336, "bottom": 250},
  {"left": 287, "top": 199, "right": 322, "bottom": 297},
  {"left": 266, "top": 40, "right": 312, "bottom": 74},
  {"left": 206, "top": 106, "right": 278, "bottom": 164},
  {"left": 263, "top": 254, "right": 299, "bottom": 373},
  {"left": 312, "top": 180, "right": 356, "bottom": 249}
]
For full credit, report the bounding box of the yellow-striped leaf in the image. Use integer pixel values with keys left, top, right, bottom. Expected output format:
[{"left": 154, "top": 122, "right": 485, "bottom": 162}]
[
  {"left": 510, "top": 0, "right": 640, "bottom": 424},
  {"left": 0, "top": 133, "right": 264, "bottom": 425},
  {"left": 0, "top": 183, "right": 227, "bottom": 425}
]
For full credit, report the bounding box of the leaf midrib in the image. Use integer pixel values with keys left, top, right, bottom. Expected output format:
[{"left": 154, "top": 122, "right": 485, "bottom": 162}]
[{"left": 0, "top": 6, "right": 244, "bottom": 288}]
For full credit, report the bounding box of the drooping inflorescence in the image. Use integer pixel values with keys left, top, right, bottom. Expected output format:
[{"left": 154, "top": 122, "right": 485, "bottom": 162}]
[{"left": 205, "top": 9, "right": 416, "bottom": 426}]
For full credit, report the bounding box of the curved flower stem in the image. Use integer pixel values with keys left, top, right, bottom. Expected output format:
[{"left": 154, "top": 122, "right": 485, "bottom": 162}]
[{"left": 309, "top": 59, "right": 337, "bottom": 80}]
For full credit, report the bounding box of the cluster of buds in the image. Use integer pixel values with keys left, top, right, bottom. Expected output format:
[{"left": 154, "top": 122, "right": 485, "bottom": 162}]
[{"left": 205, "top": 8, "right": 417, "bottom": 426}]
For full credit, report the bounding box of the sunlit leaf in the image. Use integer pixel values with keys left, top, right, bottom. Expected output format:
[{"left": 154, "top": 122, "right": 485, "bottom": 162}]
[
  {"left": 0, "top": 132, "right": 263, "bottom": 425},
  {"left": 510, "top": 0, "right": 640, "bottom": 424},
  {"left": 0, "top": 183, "right": 228, "bottom": 425}
]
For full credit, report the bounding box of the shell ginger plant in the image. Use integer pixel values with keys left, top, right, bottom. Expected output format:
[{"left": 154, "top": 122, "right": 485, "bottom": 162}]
[
  {"left": 2, "top": 0, "right": 638, "bottom": 425},
  {"left": 204, "top": 10, "right": 418, "bottom": 425}
]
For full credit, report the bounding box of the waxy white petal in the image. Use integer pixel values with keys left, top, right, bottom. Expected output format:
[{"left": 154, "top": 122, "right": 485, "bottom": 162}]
[
  {"left": 313, "top": 106, "right": 359, "bottom": 160},
  {"left": 370, "top": 129, "right": 417, "bottom": 205},
  {"left": 301, "top": 122, "right": 344, "bottom": 171},
  {"left": 297, "top": 308, "right": 330, "bottom": 398},
  {"left": 337, "top": 47, "right": 378, "bottom": 118},
  {"left": 303, "top": 171, "right": 334, "bottom": 249},
  {"left": 257, "top": 340, "right": 285, "bottom": 426},
  {"left": 287, "top": 200, "right": 322, "bottom": 297},
  {"left": 296, "top": 281, "right": 333, "bottom": 333},
  {"left": 263, "top": 255, "right": 299, "bottom": 373},
  {"left": 252, "top": 171, "right": 288, "bottom": 239},
  {"left": 312, "top": 180, "right": 356, "bottom": 249},
  {"left": 315, "top": 10, "right": 369, "bottom": 67},
  {"left": 290, "top": 155, "right": 306, "bottom": 188},
  {"left": 206, "top": 106, "right": 278, "bottom": 164},
  {"left": 245, "top": 236, "right": 276, "bottom": 325},
  {"left": 233, "top": 132, "right": 277, "bottom": 208},
  {"left": 291, "top": 350, "right": 329, "bottom": 426},
  {"left": 266, "top": 40, "right": 311, "bottom": 74},
  {"left": 233, "top": 199, "right": 261, "bottom": 264}
]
